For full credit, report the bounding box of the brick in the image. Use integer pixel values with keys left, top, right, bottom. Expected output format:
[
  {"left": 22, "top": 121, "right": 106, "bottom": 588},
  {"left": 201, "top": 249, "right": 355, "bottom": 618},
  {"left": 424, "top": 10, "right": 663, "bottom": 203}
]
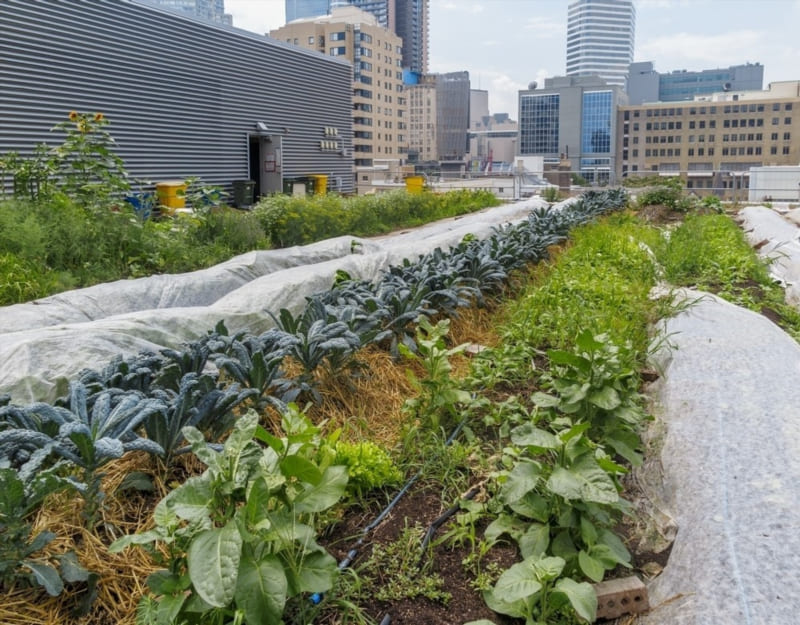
[{"left": 593, "top": 576, "right": 649, "bottom": 620}]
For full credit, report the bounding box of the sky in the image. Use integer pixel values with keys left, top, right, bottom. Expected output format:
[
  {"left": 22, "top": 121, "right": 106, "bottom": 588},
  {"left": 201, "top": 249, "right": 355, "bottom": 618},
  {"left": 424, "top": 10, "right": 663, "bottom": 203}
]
[{"left": 223, "top": 0, "right": 800, "bottom": 118}]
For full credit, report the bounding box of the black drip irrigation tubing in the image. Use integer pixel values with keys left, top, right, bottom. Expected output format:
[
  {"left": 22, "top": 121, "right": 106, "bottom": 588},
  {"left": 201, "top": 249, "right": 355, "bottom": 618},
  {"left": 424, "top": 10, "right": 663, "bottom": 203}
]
[{"left": 308, "top": 406, "right": 476, "bottom": 620}]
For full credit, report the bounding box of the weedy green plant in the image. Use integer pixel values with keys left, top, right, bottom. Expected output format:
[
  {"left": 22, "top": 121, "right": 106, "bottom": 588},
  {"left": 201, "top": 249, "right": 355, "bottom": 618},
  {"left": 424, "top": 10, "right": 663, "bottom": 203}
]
[
  {"left": 541, "top": 186, "right": 560, "bottom": 203},
  {"left": 110, "top": 408, "right": 348, "bottom": 625},
  {"left": 356, "top": 525, "right": 451, "bottom": 604},
  {"left": 400, "top": 317, "right": 473, "bottom": 433}
]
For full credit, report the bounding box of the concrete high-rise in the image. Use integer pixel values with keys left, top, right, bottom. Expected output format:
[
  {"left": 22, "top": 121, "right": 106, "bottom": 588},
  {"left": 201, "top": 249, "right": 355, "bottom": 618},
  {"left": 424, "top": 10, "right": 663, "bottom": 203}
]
[
  {"left": 566, "top": 0, "right": 635, "bottom": 88},
  {"left": 284, "top": 0, "right": 427, "bottom": 73},
  {"left": 270, "top": 6, "right": 406, "bottom": 168}
]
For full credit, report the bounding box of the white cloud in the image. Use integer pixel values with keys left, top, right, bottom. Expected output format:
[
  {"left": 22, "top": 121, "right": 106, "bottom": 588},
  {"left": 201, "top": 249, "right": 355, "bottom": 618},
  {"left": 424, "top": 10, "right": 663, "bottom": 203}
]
[
  {"left": 442, "top": 1, "right": 485, "bottom": 14},
  {"left": 523, "top": 16, "right": 565, "bottom": 38},
  {"left": 638, "top": 30, "right": 765, "bottom": 69}
]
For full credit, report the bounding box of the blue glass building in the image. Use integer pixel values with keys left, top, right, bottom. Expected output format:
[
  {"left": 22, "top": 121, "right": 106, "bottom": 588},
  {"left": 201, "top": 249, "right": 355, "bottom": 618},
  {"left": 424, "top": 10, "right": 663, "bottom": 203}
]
[{"left": 519, "top": 76, "right": 626, "bottom": 184}]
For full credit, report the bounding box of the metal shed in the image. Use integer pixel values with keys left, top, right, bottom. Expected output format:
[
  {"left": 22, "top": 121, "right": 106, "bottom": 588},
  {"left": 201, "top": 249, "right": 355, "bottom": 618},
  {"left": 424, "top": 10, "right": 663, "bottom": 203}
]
[{"left": 0, "top": 0, "right": 355, "bottom": 196}]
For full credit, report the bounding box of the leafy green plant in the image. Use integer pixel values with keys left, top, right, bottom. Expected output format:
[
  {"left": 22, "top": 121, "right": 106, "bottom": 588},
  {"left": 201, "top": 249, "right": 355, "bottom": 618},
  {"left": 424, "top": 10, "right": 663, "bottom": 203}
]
[
  {"left": 145, "top": 373, "right": 257, "bottom": 470},
  {"left": 1, "top": 383, "right": 165, "bottom": 524},
  {"left": 489, "top": 418, "right": 632, "bottom": 579},
  {"left": 400, "top": 317, "right": 473, "bottom": 433},
  {"left": 0, "top": 467, "right": 89, "bottom": 597},
  {"left": 482, "top": 553, "right": 596, "bottom": 624},
  {"left": 533, "top": 330, "right": 647, "bottom": 466},
  {"left": 332, "top": 439, "right": 403, "bottom": 499},
  {"left": 110, "top": 408, "right": 347, "bottom": 625}
]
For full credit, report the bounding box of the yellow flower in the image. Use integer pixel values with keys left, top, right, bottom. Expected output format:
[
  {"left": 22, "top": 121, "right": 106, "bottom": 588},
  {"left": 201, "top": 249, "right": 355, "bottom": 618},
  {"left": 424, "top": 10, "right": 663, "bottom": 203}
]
[
  {"left": 94, "top": 113, "right": 104, "bottom": 122},
  {"left": 68, "top": 111, "right": 78, "bottom": 121},
  {"left": 77, "top": 121, "right": 88, "bottom": 133}
]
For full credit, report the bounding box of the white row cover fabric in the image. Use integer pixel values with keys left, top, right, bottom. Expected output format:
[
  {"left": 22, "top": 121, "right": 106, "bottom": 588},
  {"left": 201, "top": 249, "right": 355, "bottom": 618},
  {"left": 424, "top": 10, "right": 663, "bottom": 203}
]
[
  {"left": 642, "top": 289, "right": 800, "bottom": 625},
  {"left": 738, "top": 205, "right": 800, "bottom": 307},
  {"left": 0, "top": 198, "right": 547, "bottom": 403}
]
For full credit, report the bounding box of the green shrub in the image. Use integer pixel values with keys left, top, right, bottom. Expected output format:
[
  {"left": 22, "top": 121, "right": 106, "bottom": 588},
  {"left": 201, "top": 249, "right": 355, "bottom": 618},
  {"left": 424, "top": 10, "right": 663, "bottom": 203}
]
[
  {"left": 253, "top": 189, "right": 500, "bottom": 248},
  {"left": 0, "top": 253, "right": 59, "bottom": 304},
  {"left": 636, "top": 184, "right": 682, "bottom": 209}
]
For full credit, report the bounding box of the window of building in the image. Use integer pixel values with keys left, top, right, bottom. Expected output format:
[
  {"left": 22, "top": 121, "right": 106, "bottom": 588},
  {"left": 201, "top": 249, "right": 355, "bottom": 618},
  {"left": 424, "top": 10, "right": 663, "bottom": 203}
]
[
  {"left": 709, "top": 134, "right": 715, "bottom": 142},
  {"left": 689, "top": 121, "right": 696, "bottom": 129},
  {"left": 676, "top": 121, "right": 682, "bottom": 130},
  {"left": 724, "top": 120, "right": 730, "bottom": 128},
  {"left": 784, "top": 146, "right": 791, "bottom": 154},
  {"left": 723, "top": 147, "right": 729, "bottom": 155},
  {"left": 772, "top": 117, "right": 780, "bottom": 125},
  {"left": 330, "top": 46, "right": 346, "bottom": 56},
  {"left": 786, "top": 117, "right": 793, "bottom": 124},
  {"left": 708, "top": 147, "right": 714, "bottom": 156},
  {"left": 581, "top": 91, "right": 612, "bottom": 154},
  {"left": 755, "top": 147, "right": 761, "bottom": 155},
  {"left": 688, "top": 148, "right": 694, "bottom": 156},
  {"left": 710, "top": 120, "right": 716, "bottom": 128},
  {"left": 748, "top": 119, "right": 755, "bottom": 127},
  {"left": 308, "top": 36, "right": 314, "bottom": 44},
  {"left": 732, "top": 120, "right": 739, "bottom": 128},
  {"left": 773, "top": 103, "right": 781, "bottom": 111},
  {"left": 632, "top": 149, "right": 639, "bottom": 157},
  {"left": 330, "top": 31, "right": 346, "bottom": 40},
  {"left": 688, "top": 135, "right": 695, "bottom": 143},
  {"left": 698, "top": 148, "right": 704, "bottom": 156},
  {"left": 771, "top": 146, "right": 778, "bottom": 155},
  {"left": 787, "top": 103, "right": 794, "bottom": 111},
  {"left": 723, "top": 134, "right": 729, "bottom": 141},
  {"left": 519, "top": 93, "right": 560, "bottom": 154},
  {"left": 756, "top": 133, "right": 762, "bottom": 140},
  {"left": 785, "top": 132, "right": 792, "bottom": 140},
  {"left": 633, "top": 136, "right": 639, "bottom": 144},
  {"left": 645, "top": 149, "right": 651, "bottom": 157}
]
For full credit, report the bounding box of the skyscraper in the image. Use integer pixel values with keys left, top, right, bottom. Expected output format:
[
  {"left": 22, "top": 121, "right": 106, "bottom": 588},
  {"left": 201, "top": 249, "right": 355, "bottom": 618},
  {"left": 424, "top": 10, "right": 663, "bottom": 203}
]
[
  {"left": 285, "top": 0, "right": 329, "bottom": 22},
  {"left": 565, "top": 0, "right": 635, "bottom": 88},
  {"left": 284, "top": 0, "right": 427, "bottom": 73},
  {"left": 395, "top": 0, "right": 428, "bottom": 74}
]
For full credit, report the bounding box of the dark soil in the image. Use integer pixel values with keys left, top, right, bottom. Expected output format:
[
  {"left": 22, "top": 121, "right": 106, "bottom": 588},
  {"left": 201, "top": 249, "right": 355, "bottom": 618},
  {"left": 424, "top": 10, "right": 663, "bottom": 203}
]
[{"left": 319, "top": 469, "right": 673, "bottom": 625}]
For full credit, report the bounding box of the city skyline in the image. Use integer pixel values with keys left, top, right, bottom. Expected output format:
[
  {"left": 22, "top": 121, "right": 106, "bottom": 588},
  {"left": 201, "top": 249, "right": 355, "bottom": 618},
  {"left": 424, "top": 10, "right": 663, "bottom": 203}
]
[{"left": 223, "top": 0, "right": 800, "bottom": 118}]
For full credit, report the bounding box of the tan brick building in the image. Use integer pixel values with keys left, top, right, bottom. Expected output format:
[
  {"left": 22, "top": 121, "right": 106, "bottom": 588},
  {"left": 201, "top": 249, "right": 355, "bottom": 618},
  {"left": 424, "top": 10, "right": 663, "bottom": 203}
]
[
  {"left": 270, "top": 6, "right": 406, "bottom": 168},
  {"left": 617, "top": 81, "right": 800, "bottom": 196},
  {"left": 406, "top": 73, "right": 436, "bottom": 161}
]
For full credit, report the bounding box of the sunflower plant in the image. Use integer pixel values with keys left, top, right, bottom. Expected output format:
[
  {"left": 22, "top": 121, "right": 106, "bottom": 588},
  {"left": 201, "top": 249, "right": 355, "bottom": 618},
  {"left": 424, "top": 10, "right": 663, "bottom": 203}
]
[{"left": 49, "top": 111, "right": 130, "bottom": 207}]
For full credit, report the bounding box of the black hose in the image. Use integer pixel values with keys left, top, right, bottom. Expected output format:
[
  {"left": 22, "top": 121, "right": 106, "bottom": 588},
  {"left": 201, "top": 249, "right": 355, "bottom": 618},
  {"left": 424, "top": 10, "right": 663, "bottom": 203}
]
[{"left": 417, "top": 484, "right": 481, "bottom": 567}]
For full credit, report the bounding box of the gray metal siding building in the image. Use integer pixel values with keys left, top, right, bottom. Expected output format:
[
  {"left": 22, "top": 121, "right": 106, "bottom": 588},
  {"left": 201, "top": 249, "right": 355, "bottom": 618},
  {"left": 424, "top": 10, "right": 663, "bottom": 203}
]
[{"left": 0, "top": 0, "right": 355, "bottom": 195}]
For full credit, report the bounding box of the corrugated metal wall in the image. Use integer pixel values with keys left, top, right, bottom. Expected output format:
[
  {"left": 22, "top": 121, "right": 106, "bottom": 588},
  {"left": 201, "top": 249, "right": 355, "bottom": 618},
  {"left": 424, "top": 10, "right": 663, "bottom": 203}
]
[{"left": 0, "top": 0, "right": 354, "bottom": 192}]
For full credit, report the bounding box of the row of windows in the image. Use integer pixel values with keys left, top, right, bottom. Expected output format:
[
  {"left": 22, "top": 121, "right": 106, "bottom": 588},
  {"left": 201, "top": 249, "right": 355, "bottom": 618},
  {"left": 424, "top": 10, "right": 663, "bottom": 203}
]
[
  {"left": 636, "top": 145, "right": 792, "bottom": 158},
  {"left": 624, "top": 101, "right": 793, "bottom": 119}
]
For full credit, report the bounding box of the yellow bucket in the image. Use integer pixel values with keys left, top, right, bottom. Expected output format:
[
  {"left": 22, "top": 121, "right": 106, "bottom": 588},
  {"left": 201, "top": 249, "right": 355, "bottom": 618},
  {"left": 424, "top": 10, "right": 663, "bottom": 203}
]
[
  {"left": 405, "top": 175, "right": 424, "bottom": 194},
  {"left": 155, "top": 180, "right": 187, "bottom": 212},
  {"left": 308, "top": 174, "right": 328, "bottom": 196}
]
